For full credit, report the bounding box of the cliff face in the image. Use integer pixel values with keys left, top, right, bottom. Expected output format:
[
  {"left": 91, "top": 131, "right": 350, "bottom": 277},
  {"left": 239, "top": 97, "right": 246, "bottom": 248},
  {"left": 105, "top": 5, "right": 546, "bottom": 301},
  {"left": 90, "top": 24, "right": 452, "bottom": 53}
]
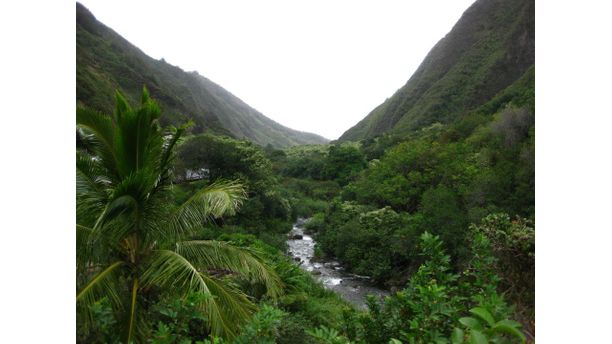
[
  {"left": 338, "top": 0, "right": 534, "bottom": 142},
  {"left": 76, "top": 3, "right": 328, "bottom": 147}
]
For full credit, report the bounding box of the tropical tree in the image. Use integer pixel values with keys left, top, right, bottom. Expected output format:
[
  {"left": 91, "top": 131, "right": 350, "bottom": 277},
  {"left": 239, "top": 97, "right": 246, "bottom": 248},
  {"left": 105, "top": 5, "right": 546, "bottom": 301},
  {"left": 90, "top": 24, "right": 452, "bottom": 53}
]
[{"left": 76, "top": 88, "right": 282, "bottom": 343}]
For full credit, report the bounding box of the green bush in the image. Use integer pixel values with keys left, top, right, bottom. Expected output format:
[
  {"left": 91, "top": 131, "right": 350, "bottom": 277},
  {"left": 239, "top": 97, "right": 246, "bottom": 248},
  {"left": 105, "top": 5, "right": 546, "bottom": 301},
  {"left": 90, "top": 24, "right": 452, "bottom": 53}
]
[
  {"left": 232, "top": 305, "right": 287, "bottom": 344},
  {"left": 331, "top": 229, "right": 526, "bottom": 344},
  {"left": 304, "top": 213, "right": 325, "bottom": 233},
  {"left": 451, "top": 307, "right": 526, "bottom": 344},
  {"left": 470, "top": 213, "right": 535, "bottom": 308}
]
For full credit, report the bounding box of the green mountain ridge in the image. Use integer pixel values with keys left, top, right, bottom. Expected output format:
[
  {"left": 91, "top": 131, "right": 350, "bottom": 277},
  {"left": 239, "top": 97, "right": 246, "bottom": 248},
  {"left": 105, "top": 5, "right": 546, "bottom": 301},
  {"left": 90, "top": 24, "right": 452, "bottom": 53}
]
[
  {"left": 76, "top": 2, "right": 329, "bottom": 148},
  {"left": 338, "top": 0, "right": 534, "bottom": 141}
]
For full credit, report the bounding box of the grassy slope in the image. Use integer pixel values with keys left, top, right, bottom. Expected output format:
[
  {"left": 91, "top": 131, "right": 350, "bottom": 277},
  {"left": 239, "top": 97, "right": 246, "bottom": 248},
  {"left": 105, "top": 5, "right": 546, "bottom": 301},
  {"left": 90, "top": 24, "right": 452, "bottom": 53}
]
[
  {"left": 76, "top": 3, "right": 329, "bottom": 148},
  {"left": 338, "top": 0, "right": 534, "bottom": 141}
]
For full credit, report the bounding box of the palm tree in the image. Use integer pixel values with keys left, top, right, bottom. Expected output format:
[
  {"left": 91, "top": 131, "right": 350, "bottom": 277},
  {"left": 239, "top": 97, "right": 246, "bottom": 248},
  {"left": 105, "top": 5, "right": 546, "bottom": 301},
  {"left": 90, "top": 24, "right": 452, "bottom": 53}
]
[{"left": 76, "top": 88, "right": 282, "bottom": 343}]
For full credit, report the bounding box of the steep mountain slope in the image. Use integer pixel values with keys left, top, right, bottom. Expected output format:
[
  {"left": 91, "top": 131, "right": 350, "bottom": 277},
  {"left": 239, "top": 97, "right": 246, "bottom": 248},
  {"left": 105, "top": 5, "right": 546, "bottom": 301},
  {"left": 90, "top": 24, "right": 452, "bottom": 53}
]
[
  {"left": 76, "top": 3, "right": 328, "bottom": 148},
  {"left": 338, "top": 0, "right": 534, "bottom": 142}
]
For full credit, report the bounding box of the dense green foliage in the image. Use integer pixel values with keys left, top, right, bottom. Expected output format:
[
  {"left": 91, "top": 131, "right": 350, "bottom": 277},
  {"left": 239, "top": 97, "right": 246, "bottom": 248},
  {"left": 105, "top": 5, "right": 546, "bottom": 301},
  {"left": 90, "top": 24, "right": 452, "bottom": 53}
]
[
  {"left": 163, "top": 70, "right": 534, "bottom": 341},
  {"left": 76, "top": 3, "right": 328, "bottom": 148},
  {"left": 334, "top": 231, "right": 525, "bottom": 344},
  {"left": 76, "top": 89, "right": 283, "bottom": 342},
  {"left": 173, "top": 134, "right": 293, "bottom": 249},
  {"left": 288, "top": 57, "right": 535, "bottom": 341},
  {"left": 316, "top": 60, "right": 533, "bottom": 263},
  {"left": 77, "top": 89, "right": 357, "bottom": 344},
  {"left": 272, "top": 143, "right": 366, "bottom": 185},
  {"left": 77, "top": 86, "right": 533, "bottom": 343},
  {"left": 293, "top": 232, "right": 526, "bottom": 344},
  {"left": 470, "top": 214, "right": 534, "bottom": 313},
  {"left": 310, "top": 100, "right": 534, "bottom": 288}
]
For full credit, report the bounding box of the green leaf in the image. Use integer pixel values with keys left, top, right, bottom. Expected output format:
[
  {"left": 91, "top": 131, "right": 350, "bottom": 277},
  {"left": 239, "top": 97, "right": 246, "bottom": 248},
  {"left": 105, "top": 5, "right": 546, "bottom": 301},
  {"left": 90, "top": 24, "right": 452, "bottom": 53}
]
[
  {"left": 459, "top": 317, "right": 482, "bottom": 330},
  {"left": 468, "top": 330, "right": 488, "bottom": 344},
  {"left": 76, "top": 261, "right": 124, "bottom": 303},
  {"left": 469, "top": 307, "right": 495, "bottom": 327},
  {"left": 494, "top": 319, "right": 522, "bottom": 328},
  {"left": 491, "top": 321, "right": 526, "bottom": 343},
  {"left": 451, "top": 328, "right": 465, "bottom": 344}
]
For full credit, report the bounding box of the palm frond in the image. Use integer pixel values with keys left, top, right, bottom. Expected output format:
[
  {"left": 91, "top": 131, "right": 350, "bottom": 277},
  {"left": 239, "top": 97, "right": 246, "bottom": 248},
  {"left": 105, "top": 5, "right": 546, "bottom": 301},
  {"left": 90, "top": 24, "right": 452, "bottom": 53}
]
[
  {"left": 77, "top": 261, "right": 126, "bottom": 330},
  {"left": 103, "top": 194, "right": 139, "bottom": 221},
  {"left": 156, "top": 124, "right": 187, "bottom": 189},
  {"left": 199, "top": 273, "right": 257, "bottom": 338},
  {"left": 88, "top": 194, "right": 138, "bottom": 248},
  {"left": 76, "top": 224, "right": 97, "bottom": 270},
  {"left": 76, "top": 107, "right": 119, "bottom": 178},
  {"left": 168, "top": 180, "right": 247, "bottom": 236},
  {"left": 113, "top": 89, "right": 163, "bottom": 179},
  {"left": 139, "top": 192, "right": 176, "bottom": 246},
  {"left": 76, "top": 107, "right": 115, "bottom": 151},
  {"left": 141, "top": 250, "right": 256, "bottom": 338},
  {"left": 176, "top": 240, "right": 283, "bottom": 299},
  {"left": 113, "top": 90, "right": 132, "bottom": 122},
  {"left": 76, "top": 152, "right": 111, "bottom": 227},
  {"left": 160, "top": 126, "right": 184, "bottom": 171},
  {"left": 76, "top": 223, "right": 93, "bottom": 243},
  {"left": 76, "top": 150, "right": 112, "bottom": 191},
  {"left": 77, "top": 261, "right": 125, "bottom": 303}
]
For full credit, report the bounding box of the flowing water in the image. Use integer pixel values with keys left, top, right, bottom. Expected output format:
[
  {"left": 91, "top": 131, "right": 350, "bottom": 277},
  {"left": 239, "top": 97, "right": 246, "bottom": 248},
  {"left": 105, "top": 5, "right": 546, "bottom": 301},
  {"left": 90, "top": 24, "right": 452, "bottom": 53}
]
[{"left": 286, "top": 218, "right": 389, "bottom": 309}]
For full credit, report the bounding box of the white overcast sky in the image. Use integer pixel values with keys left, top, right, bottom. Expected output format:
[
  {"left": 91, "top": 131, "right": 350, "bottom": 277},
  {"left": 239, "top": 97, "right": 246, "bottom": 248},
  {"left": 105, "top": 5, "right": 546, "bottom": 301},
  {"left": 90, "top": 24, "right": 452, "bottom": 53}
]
[{"left": 78, "top": 0, "right": 475, "bottom": 140}]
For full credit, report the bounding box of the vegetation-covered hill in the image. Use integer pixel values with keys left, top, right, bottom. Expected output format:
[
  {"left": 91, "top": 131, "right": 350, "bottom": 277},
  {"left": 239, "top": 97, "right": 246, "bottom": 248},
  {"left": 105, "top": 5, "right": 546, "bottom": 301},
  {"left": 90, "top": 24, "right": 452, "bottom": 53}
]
[
  {"left": 76, "top": 3, "right": 328, "bottom": 148},
  {"left": 338, "top": 0, "right": 534, "bottom": 141}
]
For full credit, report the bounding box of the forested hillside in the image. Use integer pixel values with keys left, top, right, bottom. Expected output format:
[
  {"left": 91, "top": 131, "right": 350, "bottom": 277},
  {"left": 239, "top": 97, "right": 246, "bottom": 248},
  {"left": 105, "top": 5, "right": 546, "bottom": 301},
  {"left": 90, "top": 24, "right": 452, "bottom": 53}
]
[
  {"left": 275, "top": 61, "right": 535, "bottom": 336},
  {"left": 76, "top": 3, "right": 328, "bottom": 148},
  {"left": 77, "top": 84, "right": 534, "bottom": 343},
  {"left": 338, "top": 0, "right": 534, "bottom": 141}
]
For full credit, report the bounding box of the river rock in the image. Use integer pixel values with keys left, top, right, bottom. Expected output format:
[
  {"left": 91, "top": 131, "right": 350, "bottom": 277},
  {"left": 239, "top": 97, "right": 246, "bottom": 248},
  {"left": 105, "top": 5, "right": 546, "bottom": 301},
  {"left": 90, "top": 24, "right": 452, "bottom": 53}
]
[
  {"left": 289, "top": 234, "right": 303, "bottom": 240},
  {"left": 311, "top": 270, "right": 322, "bottom": 275}
]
